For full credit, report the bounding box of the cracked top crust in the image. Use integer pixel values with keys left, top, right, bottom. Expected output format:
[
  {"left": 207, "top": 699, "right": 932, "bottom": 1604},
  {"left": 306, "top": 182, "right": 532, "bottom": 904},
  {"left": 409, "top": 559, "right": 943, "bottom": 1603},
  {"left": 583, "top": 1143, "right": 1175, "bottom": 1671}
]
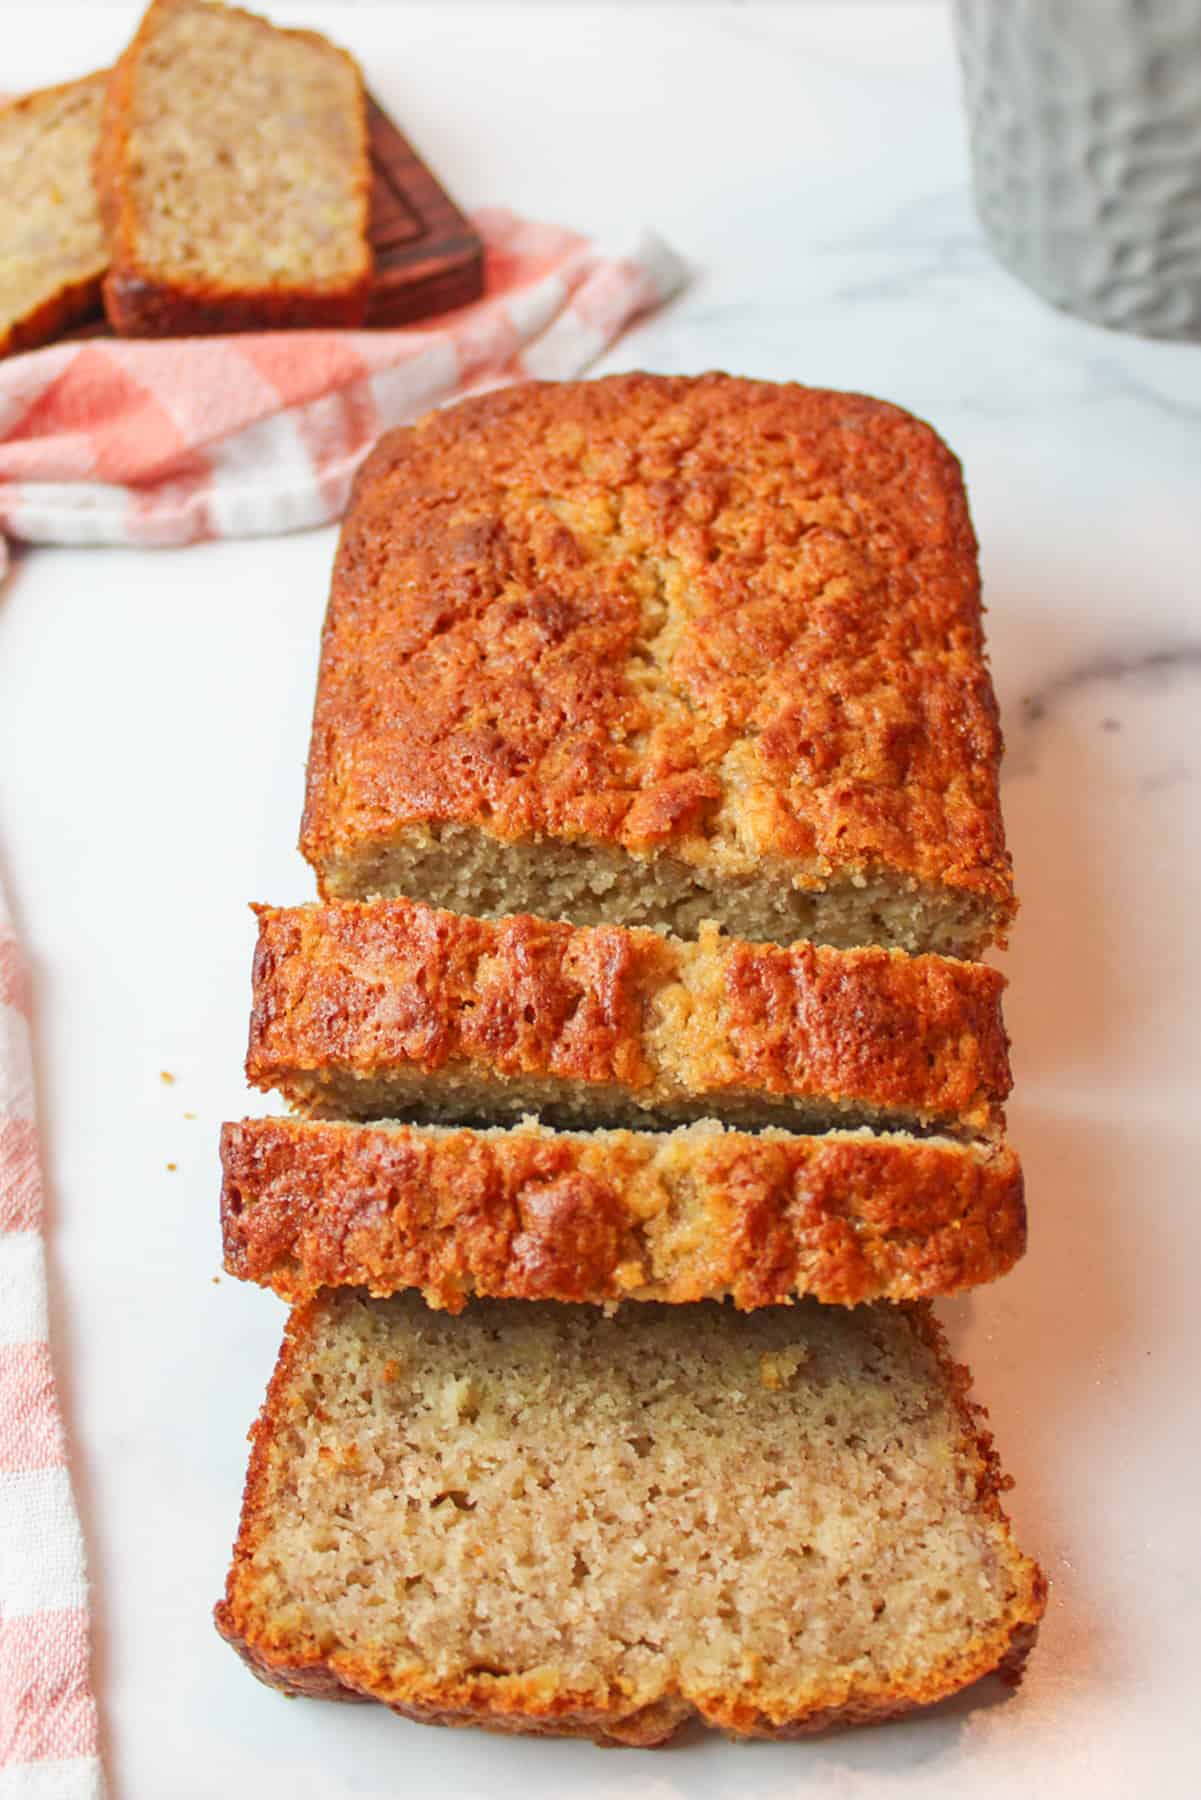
[
  {"left": 219, "top": 1115, "right": 1026, "bottom": 1311},
  {"left": 246, "top": 899, "right": 1011, "bottom": 1137},
  {"left": 301, "top": 373, "right": 1014, "bottom": 941}
]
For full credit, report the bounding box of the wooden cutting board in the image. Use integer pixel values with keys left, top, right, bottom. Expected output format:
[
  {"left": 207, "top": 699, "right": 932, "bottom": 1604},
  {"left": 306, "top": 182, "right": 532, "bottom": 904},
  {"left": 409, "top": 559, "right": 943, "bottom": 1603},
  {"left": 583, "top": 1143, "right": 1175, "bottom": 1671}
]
[{"left": 363, "top": 95, "right": 484, "bottom": 326}]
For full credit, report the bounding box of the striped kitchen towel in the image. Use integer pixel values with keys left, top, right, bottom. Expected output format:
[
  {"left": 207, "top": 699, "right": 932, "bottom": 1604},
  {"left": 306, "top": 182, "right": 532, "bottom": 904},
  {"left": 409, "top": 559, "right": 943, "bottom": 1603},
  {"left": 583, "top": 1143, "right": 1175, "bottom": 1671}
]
[
  {"left": 0, "top": 209, "right": 684, "bottom": 579},
  {"left": 0, "top": 886, "right": 103, "bottom": 1797}
]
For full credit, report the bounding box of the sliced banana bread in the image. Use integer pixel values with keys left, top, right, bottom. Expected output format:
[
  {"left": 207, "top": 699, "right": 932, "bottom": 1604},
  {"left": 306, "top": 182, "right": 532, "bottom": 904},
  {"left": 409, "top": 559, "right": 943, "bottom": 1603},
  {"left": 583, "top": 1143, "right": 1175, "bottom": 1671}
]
[
  {"left": 301, "top": 375, "right": 1014, "bottom": 956},
  {"left": 216, "top": 1290, "right": 1044, "bottom": 1744},
  {"left": 247, "top": 900, "right": 1011, "bottom": 1138},
  {"left": 0, "top": 73, "right": 108, "bottom": 359},
  {"left": 95, "top": 0, "right": 371, "bottom": 335},
  {"left": 220, "top": 1116, "right": 1025, "bottom": 1310}
]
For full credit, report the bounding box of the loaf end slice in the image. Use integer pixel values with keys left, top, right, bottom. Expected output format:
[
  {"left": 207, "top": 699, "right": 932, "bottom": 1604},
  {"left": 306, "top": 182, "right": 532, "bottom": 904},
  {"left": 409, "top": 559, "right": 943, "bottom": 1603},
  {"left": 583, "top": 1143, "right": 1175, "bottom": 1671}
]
[
  {"left": 247, "top": 900, "right": 1012, "bottom": 1139},
  {"left": 301, "top": 374, "right": 1015, "bottom": 955},
  {"left": 96, "top": 0, "right": 371, "bottom": 335},
  {"left": 0, "top": 73, "right": 109, "bottom": 358},
  {"left": 220, "top": 1115, "right": 1026, "bottom": 1310},
  {"left": 216, "top": 1291, "right": 1045, "bottom": 1744}
]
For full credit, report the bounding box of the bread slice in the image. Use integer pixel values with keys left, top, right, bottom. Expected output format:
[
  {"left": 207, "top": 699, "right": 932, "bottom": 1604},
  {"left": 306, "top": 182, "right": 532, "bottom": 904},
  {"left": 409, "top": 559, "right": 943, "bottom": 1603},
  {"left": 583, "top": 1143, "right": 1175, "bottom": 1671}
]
[
  {"left": 300, "top": 374, "right": 1014, "bottom": 956},
  {"left": 0, "top": 74, "right": 109, "bottom": 359},
  {"left": 220, "top": 1116, "right": 1025, "bottom": 1310},
  {"left": 247, "top": 900, "right": 1011, "bottom": 1139},
  {"left": 95, "top": 0, "right": 371, "bottom": 335},
  {"left": 216, "top": 1290, "right": 1044, "bottom": 1744}
]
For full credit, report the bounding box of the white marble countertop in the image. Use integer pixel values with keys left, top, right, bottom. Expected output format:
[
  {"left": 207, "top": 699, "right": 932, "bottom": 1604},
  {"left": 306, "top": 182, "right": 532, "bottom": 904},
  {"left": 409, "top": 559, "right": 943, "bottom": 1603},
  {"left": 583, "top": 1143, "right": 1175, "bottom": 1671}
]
[{"left": 3, "top": 4, "right": 1200, "bottom": 1796}]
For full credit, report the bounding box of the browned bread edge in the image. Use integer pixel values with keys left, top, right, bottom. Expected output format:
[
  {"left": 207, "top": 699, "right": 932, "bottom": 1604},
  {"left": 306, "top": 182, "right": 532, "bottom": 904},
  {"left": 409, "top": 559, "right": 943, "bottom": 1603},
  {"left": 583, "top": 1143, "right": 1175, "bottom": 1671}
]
[
  {"left": 246, "top": 900, "right": 1012, "bottom": 1136},
  {"left": 0, "top": 266, "right": 106, "bottom": 360},
  {"left": 219, "top": 1116, "right": 1027, "bottom": 1310}
]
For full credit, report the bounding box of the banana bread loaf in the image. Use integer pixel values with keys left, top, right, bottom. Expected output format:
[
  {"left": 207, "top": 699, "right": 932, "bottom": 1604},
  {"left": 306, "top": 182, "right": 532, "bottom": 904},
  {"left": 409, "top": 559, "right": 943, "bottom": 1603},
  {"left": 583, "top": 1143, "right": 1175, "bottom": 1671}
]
[
  {"left": 0, "top": 73, "right": 108, "bottom": 359},
  {"left": 220, "top": 1115, "right": 1026, "bottom": 1310},
  {"left": 216, "top": 1290, "right": 1045, "bottom": 1743},
  {"left": 301, "top": 375, "right": 1014, "bottom": 955},
  {"left": 247, "top": 900, "right": 1011, "bottom": 1138},
  {"left": 95, "top": 0, "right": 371, "bottom": 335}
]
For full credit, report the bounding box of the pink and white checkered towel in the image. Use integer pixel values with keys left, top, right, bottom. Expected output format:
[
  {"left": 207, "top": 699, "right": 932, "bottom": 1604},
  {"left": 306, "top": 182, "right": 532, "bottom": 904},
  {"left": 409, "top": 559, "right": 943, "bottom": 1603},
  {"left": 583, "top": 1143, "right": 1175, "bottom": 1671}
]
[
  {"left": 0, "top": 208, "right": 685, "bottom": 580},
  {"left": 0, "top": 885, "right": 103, "bottom": 1797}
]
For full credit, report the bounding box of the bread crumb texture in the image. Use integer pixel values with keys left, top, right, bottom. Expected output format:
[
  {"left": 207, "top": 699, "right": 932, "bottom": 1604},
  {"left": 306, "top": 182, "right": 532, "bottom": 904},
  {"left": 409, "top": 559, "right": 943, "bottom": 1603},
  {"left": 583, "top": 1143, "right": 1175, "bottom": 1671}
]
[
  {"left": 302, "top": 374, "right": 1014, "bottom": 955},
  {"left": 216, "top": 1292, "right": 1045, "bottom": 1744},
  {"left": 96, "top": 0, "right": 371, "bottom": 332}
]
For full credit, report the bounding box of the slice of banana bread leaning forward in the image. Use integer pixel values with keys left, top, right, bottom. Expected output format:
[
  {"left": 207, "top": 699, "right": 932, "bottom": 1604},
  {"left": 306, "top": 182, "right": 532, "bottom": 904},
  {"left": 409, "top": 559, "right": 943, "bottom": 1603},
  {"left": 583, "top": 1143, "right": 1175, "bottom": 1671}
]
[
  {"left": 246, "top": 900, "right": 1013, "bottom": 1140},
  {"left": 301, "top": 374, "right": 1015, "bottom": 957},
  {"left": 95, "top": 0, "right": 372, "bottom": 334},
  {"left": 0, "top": 73, "right": 109, "bottom": 359},
  {"left": 220, "top": 1116, "right": 1026, "bottom": 1311},
  {"left": 216, "top": 1291, "right": 1045, "bottom": 1745}
]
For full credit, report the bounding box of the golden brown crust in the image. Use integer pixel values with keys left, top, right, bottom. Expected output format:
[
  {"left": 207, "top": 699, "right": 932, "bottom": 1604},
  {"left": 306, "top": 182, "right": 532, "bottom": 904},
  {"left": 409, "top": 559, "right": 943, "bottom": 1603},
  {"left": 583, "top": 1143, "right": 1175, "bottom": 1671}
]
[
  {"left": 301, "top": 374, "right": 1014, "bottom": 936},
  {"left": 247, "top": 899, "right": 1011, "bottom": 1135},
  {"left": 0, "top": 74, "right": 109, "bottom": 359},
  {"left": 220, "top": 1116, "right": 1026, "bottom": 1310},
  {"left": 95, "top": 0, "right": 372, "bottom": 336},
  {"left": 215, "top": 1298, "right": 1045, "bottom": 1746},
  {"left": 0, "top": 268, "right": 106, "bottom": 362},
  {"left": 212, "top": 1615, "right": 1002, "bottom": 1746}
]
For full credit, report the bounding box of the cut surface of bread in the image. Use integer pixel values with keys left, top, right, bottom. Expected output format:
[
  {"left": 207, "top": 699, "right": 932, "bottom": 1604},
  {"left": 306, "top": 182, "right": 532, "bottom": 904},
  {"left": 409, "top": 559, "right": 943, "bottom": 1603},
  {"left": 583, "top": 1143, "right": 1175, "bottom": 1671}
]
[
  {"left": 95, "top": 0, "right": 371, "bottom": 335},
  {"left": 301, "top": 374, "right": 1014, "bottom": 955},
  {"left": 216, "top": 1290, "right": 1045, "bottom": 1745},
  {"left": 220, "top": 1116, "right": 1026, "bottom": 1310},
  {"left": 248, "top": 900, "right": 1011, "bottom": 1139},
  {"left": 0, "top": 74, "right": 109, "bottom": 358}
]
